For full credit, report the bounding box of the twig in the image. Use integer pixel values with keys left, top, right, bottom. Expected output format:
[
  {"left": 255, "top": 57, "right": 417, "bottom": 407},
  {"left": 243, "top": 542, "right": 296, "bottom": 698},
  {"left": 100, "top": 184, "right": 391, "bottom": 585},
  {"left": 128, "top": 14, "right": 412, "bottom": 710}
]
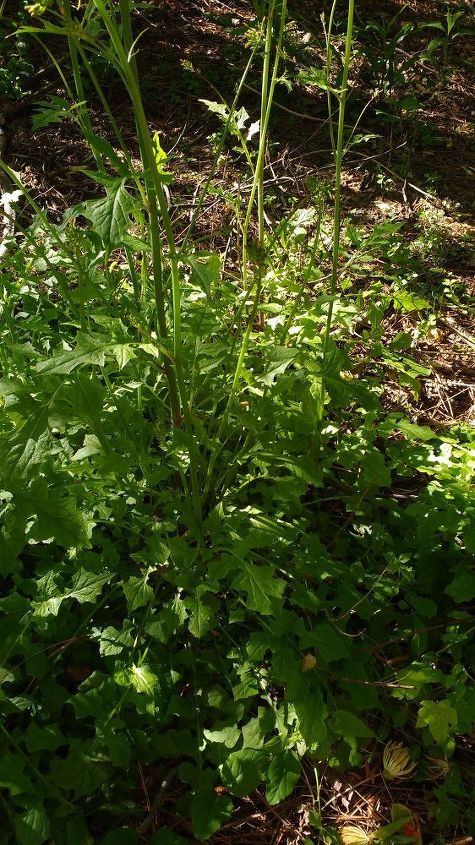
[{"left": 137, "top": 767, "right": 176, "bottom": 836}]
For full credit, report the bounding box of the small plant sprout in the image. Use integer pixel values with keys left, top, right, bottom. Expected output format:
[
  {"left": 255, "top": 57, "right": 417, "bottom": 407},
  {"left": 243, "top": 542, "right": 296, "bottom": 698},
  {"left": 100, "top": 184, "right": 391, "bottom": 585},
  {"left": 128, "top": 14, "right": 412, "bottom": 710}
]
[{"left": 382, "top": 741, "right": 417, "bottom": 781}]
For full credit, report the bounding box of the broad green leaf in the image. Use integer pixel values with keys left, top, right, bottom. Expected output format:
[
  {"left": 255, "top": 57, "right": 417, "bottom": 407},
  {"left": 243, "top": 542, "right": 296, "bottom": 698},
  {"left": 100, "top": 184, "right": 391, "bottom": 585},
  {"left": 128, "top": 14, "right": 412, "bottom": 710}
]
[
  {"left": 416, "top": 699, "right": 457, "bottom": 744},
  {"left": 188, "top": 593, "right": 215, "bottom": 638},
  {"left": 231, "top": 562, "right": 285, "bottom": 615},
  {"left": 242, "top": 707, "right": 276, "bottom": 748},
  {"left": 69, "top": 568, "right": 110, "bottom": 603},
  {"left": 191, "top": 771, "right": 233, "bottom": 840},
  {"left": 312, "top": 623, "right": 350, "bottom": 662},
  {"left": 330, "top": 710, "right": 374, "bottom": 739},
  {"left": 15, "top": 802, "right": 50, "bottom": 845},
  {"left": 203, "top": 725, "right": 240, "bottom": 748},
  {"left": 0, "top": 431, "right": 51, "bottom": 484},
  {"left": 184, "top": 251, "right": 222, "bottom": 295},
  {"left": 130, "top": 664, "right": 158, "bottom": 695},
  {"left": 295, "top": 688, "right": 328, "bottom": 748},
  {"left": 445, "top": 572, "right": 475, "bottom": 603},
  {"left": 265, "top": 750, "right": 301, "bottom": 805},
  {"left": 80, "top": 177, "right": 135, "bottom": 248},
  {"left": 36, "top": 335, "right": 135, "bottom": 376},
  {"left": 221, "top": 748, "right": 266, "bottom": 797},
  {"left": 15, "top": 481, "right": 90, "bottom": 547},
  {"left": 0, "top": 755, "right": 34, "bottom": 795},
  {"left": 114, "top": 663, "right": 158, "bottom": 695},
  {"left": 121, "top": 575, "right": 154, "bottom": 612}
]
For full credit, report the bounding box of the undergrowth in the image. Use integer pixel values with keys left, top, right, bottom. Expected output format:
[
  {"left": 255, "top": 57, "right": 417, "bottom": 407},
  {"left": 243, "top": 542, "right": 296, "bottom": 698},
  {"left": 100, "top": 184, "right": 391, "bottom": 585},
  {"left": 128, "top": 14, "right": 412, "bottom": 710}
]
[{"left": 0, "top": 1, "right": 474, "bottom": 843}]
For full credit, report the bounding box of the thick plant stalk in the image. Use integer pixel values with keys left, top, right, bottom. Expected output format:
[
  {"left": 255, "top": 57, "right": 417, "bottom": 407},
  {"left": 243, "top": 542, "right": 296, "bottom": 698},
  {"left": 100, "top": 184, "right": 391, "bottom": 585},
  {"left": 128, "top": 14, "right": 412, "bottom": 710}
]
[
  {"left": 202, "top": 0, "right": 287, "bottom": 502},
  {"left": 321, "top": 0, "right": 355, "bottom": 401},
  {"left": 93, "top": 0, "right": 201, "bottom": 521}
]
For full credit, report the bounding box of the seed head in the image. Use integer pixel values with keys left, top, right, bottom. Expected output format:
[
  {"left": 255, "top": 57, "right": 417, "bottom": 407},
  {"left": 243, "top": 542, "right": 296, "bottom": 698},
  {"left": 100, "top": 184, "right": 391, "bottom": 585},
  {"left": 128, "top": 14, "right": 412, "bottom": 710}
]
[
  {"left": 340, "top": 825, "right": 372, "bottom": 845},
  {"left": 426, "top": 756, "right": 449, "bottom": 780},
  {"left": 382, "top": 741, "right": 417, "bottom": 781}
]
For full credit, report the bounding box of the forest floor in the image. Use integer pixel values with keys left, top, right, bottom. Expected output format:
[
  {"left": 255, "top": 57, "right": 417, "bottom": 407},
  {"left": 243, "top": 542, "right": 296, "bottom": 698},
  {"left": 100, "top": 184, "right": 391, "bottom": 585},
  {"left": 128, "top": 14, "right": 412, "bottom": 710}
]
[{"left": 1, "top": 0, "right": 474, "bottom": 843}]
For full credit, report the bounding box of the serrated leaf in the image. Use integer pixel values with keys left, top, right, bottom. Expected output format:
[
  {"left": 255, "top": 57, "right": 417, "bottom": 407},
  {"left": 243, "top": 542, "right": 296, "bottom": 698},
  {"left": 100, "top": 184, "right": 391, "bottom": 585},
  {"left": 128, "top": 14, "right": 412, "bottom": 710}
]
[
  {"left": 0, "top": 755, "right": 34, "bottom": 795},
  {"left": 121, "top": 575, "right": 153, "bottom": 612},
  {"left": 15, "top": 802, "right": 50, "bottom": 845},
  {"left": 265, "top": 750, "right": 301, "bottom": 805},
  {"left": 69, "top": 568, "right": 110, "bottom": 603},
  {"left": 188, "top": 593, "right": 215, "bottom": 638},
  {"left": 231, "top": 562, "right": 285, "bottom": 615},
  {"left": 15, "top": 481, "right": 90, "bottom": 548},
  {"left": 416, "top": 699, "right": 457, "bottom": 744},
  {"left": 130, "top": 663, "right": 158, "bottom": 695},
  {"left": 36, "top": 335, "right": 135, "bottom": 376},
  {"left": 80, "top": 177, "right": 135, "bottom": 248}
]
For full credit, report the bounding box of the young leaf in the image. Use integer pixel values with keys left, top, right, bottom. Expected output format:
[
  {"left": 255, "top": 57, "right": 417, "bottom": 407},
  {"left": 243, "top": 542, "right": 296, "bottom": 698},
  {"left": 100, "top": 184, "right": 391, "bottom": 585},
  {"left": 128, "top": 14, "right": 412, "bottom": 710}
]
[{"left": 416, "top": 699, "right": 457, "bottom": 744}]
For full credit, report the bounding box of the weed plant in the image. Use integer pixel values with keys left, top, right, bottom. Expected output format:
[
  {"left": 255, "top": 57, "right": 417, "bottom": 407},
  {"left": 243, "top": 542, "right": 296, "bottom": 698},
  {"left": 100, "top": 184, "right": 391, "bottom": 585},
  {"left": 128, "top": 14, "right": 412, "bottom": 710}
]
[{"left": 0, "top": 1, "right": 474, "bottom": 843}]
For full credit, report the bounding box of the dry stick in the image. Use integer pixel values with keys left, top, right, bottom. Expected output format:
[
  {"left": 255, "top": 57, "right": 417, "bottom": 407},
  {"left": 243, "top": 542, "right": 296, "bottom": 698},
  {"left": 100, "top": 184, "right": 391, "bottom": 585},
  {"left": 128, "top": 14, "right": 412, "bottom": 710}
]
[{"left": 137, "top": 767, "right": 177, "bottom": 836}]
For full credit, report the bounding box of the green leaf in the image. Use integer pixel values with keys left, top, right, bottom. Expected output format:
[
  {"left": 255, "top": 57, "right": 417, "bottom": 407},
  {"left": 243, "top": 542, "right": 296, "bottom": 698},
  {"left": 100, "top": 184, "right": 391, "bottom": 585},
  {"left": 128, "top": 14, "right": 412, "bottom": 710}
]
[
  {"left": 69, "top": 568, "right": 110, "bottom": 604},
  {"left": 203, "top": 725, "right": 241, "bottom": 748},
  {"left": 36, "top": 335, "right": 135, "bottom": 376},
  {"left": 265, "top": 750, "right": 301, "bottom": 805},
  {"left": 15, "top": 802, "right": 50, "bottom": 845},
  {"left": 121, "top": 575, "right": 154, "bottom": 612},
  {"left": 131, "top": 663, "right": 158, "bottom": 695},
  {"left": 188, "top": 592, "right": 215, "bottom": 638},
  {"left": 191, "top": 771, "right": 233, "bottom": 841},
  {"left": 80, "top": 177, "right": 136, "bottom": 249},
  {"left": 221, "top": 748, "right": 266, "bottom": 797},
  {"left": 151, "top": 132, "right": 173, "bottom": 184},
  {"left": 445, "top": 571, "right": 475, "bottom": 603},
  {"left": 231, "top": 562, "right": 285, "bottom": 615},
  {"left": 416, "top": 699, "right": 457, "bottom": 744},
  {"left": 0, "top": 755, "right": 34, "bottom": 795},
  {"left": 294, "top": 682, "right": 328, "bottom": 748},
  {"left": 312, "top": 623, "right": 350, "bottom": 662},
  {"left": 330, "top": 710, "right": 375, "bottom": 739},
  {"left": 15, "top": 481, "right": 90, "bottom": 547}
]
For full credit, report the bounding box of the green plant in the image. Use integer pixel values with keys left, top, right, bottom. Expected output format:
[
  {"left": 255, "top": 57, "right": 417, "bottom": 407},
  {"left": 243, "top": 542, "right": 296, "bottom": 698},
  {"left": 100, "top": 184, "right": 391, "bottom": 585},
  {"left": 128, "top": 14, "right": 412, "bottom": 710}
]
[{"left": 0, "top": 1, "right": 474, "bottom": 843}]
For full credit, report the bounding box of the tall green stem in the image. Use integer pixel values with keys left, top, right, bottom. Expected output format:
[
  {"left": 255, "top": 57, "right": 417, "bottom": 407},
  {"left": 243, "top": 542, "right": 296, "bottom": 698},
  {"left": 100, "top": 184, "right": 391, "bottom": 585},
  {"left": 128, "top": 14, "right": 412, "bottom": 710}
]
[
  {"left": 321, "top": 0, "right": 355, "bottom": 402},
  {"left": 109, "top": 0, "right": 201, "bottom": 522},
  {"left": 63, "top": 0, "right": 103, "bottom": 172},
  {"left": 202, "top": 0, "right": 287, "bottom": 502}
]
